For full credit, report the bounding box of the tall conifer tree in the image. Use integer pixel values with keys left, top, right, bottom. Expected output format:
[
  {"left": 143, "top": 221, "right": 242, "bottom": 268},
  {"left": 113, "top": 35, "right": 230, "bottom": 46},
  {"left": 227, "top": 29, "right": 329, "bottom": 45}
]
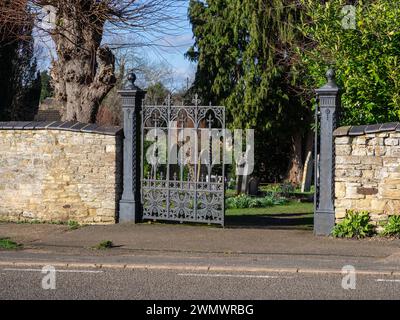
[{"left": 187, "top": 0, "right": 312, "bottom": 183}]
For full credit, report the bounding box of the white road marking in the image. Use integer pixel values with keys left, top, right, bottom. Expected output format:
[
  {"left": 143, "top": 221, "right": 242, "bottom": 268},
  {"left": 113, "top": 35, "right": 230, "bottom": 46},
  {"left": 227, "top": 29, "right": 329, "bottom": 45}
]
[
  {"left": 376, "top": 279, "right": 400, "bottom": 283},
  {"left": 3, "top": 268, "right": 103, "bottom": 274},
  {"left": 177, "top": 273, "right": 291, "bottom": 279}
]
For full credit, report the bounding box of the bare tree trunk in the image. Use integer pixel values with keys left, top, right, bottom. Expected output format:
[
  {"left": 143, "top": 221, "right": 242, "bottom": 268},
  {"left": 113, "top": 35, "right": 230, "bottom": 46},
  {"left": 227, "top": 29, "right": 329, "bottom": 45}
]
[
  {"left": 304, "top": 129, "right": 314, "bottom": 165},
  {"left": 286, "top": 132, "right": 303, "bottom": 186},
  {"left": 2, "top": 1, "right": 182, "bottom": 123},
  {"left": 286, "top": 128, "right": 314, "bottom": 186},
  {"left": 50, "top": 7, "right": 116, "bottom": 123},
  {"left": 300, "top": 129, "right": 314, "bottom": 191}
]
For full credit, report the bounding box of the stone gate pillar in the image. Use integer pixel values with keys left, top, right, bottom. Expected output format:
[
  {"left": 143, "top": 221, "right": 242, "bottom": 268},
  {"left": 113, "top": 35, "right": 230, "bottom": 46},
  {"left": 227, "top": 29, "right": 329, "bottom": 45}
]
[
  {"left": 118, "top": 73, "right": 146, "bottom": 223},
  {"left": 315, "top": 69, "right": 340, "bottom": 235}
]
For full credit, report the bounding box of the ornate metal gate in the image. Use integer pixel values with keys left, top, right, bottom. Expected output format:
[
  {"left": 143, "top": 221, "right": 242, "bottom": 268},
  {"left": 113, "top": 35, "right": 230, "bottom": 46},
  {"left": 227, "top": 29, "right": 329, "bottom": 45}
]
[{"left": 141, "top": 96, "right": 225, "bottom": 226}]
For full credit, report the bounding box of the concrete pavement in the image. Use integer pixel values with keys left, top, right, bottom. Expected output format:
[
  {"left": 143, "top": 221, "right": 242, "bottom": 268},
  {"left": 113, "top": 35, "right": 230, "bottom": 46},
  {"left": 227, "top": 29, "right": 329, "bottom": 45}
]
[{"left": 0, "top": 222, "right": 400, "bottom": 275}]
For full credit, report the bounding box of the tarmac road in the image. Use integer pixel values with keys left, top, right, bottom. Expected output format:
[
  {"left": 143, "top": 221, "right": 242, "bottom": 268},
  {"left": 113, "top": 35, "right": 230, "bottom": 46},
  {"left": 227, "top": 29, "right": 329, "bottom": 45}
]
[{"left": 1, "top": 266, "right": 399, "bottom": 300}]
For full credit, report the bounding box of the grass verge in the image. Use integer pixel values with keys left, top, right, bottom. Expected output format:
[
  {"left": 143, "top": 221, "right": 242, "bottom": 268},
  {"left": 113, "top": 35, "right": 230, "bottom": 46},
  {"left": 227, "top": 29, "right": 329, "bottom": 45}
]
[
  {"left": 226, "top": 201, "right": 314, "bottom": 230},
  {"left": 226, "top": 201, "right": 313, "bottom": 216}
]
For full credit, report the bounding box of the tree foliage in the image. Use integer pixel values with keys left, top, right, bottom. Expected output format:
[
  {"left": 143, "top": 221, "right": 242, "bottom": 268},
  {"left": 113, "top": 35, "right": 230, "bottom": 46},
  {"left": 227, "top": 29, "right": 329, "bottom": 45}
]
[
  {"left": 1, "top": 0, "right": 186, "bottom": 123},
  {"left": 145, "top": 82, "right": 170, "bottom": 105},
  {"left": 187, "top": 0, "right": 312, "bottom": 182},
  {"left": 300, "top": 0, "right": 400, "bottom": 125},
  {"left": 0, "top": 2, "right": 41, "bottom": 121},
  {"left": 187, "top": 0, "right": 310, "bottom": 127},
  {"left": 39, "top": 70, "right": 54, "bottom": 103}
]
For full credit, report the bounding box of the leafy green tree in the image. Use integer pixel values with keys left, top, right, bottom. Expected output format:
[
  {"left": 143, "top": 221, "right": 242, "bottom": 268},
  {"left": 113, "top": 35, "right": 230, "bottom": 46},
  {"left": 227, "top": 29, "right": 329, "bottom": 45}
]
[
  {"left": 39, "top": 71, "right": 54, "bottom": 103},
  {"left": 145, "top": 82, "right": 170, "bottom": 105},
  {"left": 0, "top": 5, "right": 40, "bottom": 121},
  {"left": 0, "top": 41, "right": 17, "bottom": 120},
  {"left": 187, "top": 0, "right": 312, "bottom": 183},
  {"left": 300, "top": 0, "right": 400, "bottom": 125}
]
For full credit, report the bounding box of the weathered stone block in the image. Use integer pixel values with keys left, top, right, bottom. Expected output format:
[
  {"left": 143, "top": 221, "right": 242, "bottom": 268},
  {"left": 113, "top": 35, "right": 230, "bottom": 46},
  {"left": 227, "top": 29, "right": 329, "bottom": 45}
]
[
  {"left": 352, "top": 146, "right": 367, "bottom": 156},
  {"left": 361, "top": 170, "right": 374, "bottom": 180},
  {"left": 345, "top": 186, "right": 365, "bottom": 199},
  {"left": 370, "top": 199, "right": 387, "bottom": 211},
  {"left": 335, "top": 209, "right": 347, "bottom": 219},
  {"left": 375, "top": 169, "right": 389, "bottom": 180},
  {"left": 336, "top": 137, "right": 352, "bottom": 145},
  {"left": 385, "top": 138, "right": 399, "bottom": 146},
  {"left": 390, "top": 147, "right": 400, "bottom": 157},
  {"left": 383, "top": 158, "right": 400, "bottom": 167},
  {"left": 361, "top": 157, "right": 382, "bottom": 166},
  {"left": 384, "top": 200, "right": 400, "bottom": 215},
  {"left": 336, "top": 145, "right": 352, "bottom": 156},
  {"left": 357, "top": 187, "right": 378, "bottom": 196},
  {"left": 335, "top": 182, "right": 346, "bottom": 198},
  {"left": 336, "top": 156, "right": 361, "bottom": 165},
  {"left": 377, "top": 133, "right": 389, "bottom": 138},
  {"left": 381, "top": 189, "right": 400, "bottom": 200}
]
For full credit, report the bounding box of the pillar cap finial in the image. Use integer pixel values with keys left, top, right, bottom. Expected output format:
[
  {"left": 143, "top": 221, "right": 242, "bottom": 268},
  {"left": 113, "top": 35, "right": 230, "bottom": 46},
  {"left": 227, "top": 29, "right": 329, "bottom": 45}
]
[
  {"left": 124, "top": 71, "right": 139, "bottom": 90},
  {"left": 128, "top": 72, "right": 136, "bottom": 87},
  {"left": 326, "top": 69, "right": 335, "bottom": 84},
  {"left": 316, "top": 68, "right": 339, "bottom": 93}
]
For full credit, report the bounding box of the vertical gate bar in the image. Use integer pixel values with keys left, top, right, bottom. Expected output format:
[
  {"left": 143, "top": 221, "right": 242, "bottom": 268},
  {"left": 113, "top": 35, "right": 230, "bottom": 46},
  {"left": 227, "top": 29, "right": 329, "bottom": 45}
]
[
  {"left": 194, "top": 104, "right": 198, "bottom": 221},
  {"left": 222, "top": 107, "right": 226, "bottom": 227},
  {"left": 207, "top": 114, "right": 212, "bottom": 191},
  {"left": 153, "top": 112, "right": 158, "bottom": 180},
  {"left": 140, "top": 102, "right": 148, "bottom": 210},
  {"left": 179, "top": 111, "right": 184, "bottom": 184},
  {"left": 166, "top": 96, "right": 171, "bottom": 219}
]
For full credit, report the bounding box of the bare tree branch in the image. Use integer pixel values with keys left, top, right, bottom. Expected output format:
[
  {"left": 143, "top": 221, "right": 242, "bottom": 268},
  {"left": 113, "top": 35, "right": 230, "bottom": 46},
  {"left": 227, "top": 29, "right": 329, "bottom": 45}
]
[{"left": 0, "top": 0, "right": 187, "bottom": 123}]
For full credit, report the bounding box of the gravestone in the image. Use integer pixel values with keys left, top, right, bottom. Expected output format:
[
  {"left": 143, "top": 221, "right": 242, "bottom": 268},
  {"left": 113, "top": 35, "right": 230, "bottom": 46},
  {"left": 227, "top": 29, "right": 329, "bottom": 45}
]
[
  {"left": 235, "top": 152, "right": 250, "bottom": 195},
  {"left": 236, "top": 174, "right": 249, "bottom": 195},
  {"left": 301, "top": 151, "right": 313, "bottom": 192},
  {"left": 247, "top": 177, "right": 260, "bottom": 196}
]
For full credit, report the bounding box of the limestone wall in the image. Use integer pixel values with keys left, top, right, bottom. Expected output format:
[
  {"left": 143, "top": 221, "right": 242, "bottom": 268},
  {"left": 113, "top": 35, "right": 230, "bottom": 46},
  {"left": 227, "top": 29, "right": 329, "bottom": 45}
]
[
  {"left": 0, "top": 121, "right": 123, "bottom": 224},
  {"left": 334, "top": 123, "right": 400, "bottom": 228}
]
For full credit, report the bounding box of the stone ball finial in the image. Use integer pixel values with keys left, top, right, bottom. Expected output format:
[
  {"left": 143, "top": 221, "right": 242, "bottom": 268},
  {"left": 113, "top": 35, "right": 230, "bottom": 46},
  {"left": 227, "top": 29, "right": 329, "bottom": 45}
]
[
  {"left": 326, "top": 69, "right": 335, "bottom": 82},
  {"left": 316, "top": 67, "right": 339, "bottom": 91},
  {"left": 127, "top": 72, "right": 137, "bottom": 86},
  {"left": 123, "top": 71, "right": 140, "bottom": 90}
]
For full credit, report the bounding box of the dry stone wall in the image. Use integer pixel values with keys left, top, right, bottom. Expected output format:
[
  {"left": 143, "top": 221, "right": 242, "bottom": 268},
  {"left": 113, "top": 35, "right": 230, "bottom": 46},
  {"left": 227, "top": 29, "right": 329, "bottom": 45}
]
[
  {"left": 334, "top": 123, "right": 400, "bottom": 229},
  {"left": 0, "top": 121, "right": 123, "bottom": 224}
]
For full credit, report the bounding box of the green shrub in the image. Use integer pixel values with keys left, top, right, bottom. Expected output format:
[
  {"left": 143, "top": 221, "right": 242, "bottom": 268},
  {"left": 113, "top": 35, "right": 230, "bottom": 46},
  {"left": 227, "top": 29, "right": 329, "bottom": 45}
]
[
  {"left": 226, "top": 194, "right": 288, "bottom": 209},
  {"left": 332, "top": 210, "right": 374, "bottom": 239},
  {"left": 381, "top": 215, "right": 400, "bottom": 237},
  {"left": 67, "top": 220, "right": 80, "bottom": 230},
  {"left": 226, "top": 194, "right": 251, "bottom": 209},
  {"left": 260, "top": 183, "right": 295, "bottom": 197},
  {"left": 279, "top": 183, "right": 296, "bottom": 197}
]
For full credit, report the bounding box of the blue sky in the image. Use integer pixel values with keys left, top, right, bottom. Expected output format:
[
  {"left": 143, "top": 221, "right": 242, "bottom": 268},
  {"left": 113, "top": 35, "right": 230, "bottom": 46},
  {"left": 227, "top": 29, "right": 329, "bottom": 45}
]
[
  {"left": 141, "top": 1, "right": 196, "bottom": 88},
  {"left": 107, "top": 0, "right": 196, "bottom": 90},
  {"left": 36, "top": 1, "right": 196, "bottom": 90}
]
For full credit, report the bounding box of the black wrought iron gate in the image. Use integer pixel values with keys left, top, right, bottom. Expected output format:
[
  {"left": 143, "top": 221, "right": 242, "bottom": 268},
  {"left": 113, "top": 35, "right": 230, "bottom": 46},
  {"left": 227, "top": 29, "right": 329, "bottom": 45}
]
[{"left": 141, "top": 95, "right": 226, "bottom": 226}]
